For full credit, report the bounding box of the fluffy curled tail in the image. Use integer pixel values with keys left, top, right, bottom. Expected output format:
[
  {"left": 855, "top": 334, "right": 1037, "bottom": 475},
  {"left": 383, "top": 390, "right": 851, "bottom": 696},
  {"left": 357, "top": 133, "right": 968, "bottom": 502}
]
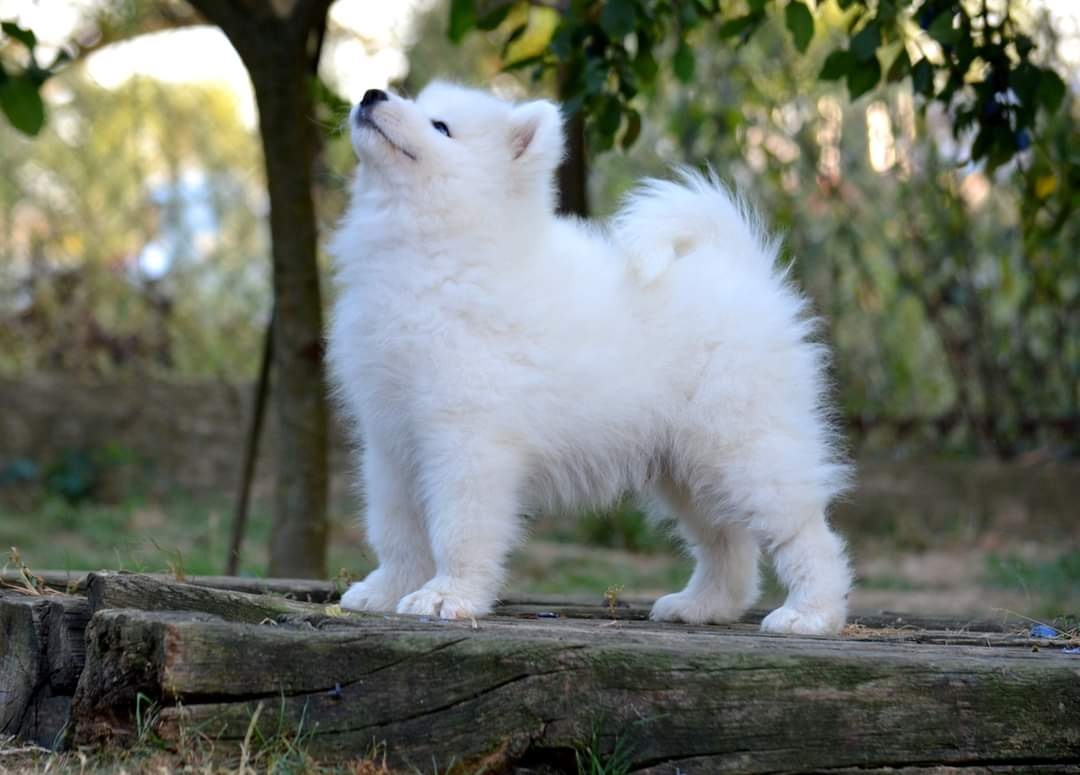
[{"left": 612, "top": 167, "right": 781, "bottom": 284}]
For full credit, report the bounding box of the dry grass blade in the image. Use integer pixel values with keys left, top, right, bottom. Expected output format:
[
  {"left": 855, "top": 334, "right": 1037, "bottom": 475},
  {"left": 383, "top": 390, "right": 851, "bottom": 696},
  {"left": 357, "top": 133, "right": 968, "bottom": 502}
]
[{"left": 1, "top": 547, "right": 55, "bottom": 596}]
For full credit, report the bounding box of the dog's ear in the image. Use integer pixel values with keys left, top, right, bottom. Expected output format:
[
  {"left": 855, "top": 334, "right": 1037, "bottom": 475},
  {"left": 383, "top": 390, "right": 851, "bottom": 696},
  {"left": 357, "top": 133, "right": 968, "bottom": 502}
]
[{"left": 508, "top": 100, "right": 564, "bottom": 170}]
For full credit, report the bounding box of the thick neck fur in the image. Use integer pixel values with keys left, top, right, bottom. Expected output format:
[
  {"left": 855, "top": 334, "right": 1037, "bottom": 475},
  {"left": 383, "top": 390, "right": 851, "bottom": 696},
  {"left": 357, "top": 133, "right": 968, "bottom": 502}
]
[{"left": 332, "top": 167, "right": 556, "bottom": 284}]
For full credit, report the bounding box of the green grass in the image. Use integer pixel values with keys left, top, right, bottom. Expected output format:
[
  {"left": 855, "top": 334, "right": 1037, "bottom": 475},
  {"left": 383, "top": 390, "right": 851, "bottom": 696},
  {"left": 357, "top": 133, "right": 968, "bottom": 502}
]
[
  {"left": 0, "top": 492, "right": 375, "bottom": 581},
  {"left": 984, "top": 551, "right": 1080, "bottom": 619},
  {"left": 5, "top": 484, "right": 1080, "bottom": 620},
  {"left": 537, "top": 498, "right": 680, "bottom": 555},
  {"left": 0, "top": 489, "right": 693, "bottom": 599}
]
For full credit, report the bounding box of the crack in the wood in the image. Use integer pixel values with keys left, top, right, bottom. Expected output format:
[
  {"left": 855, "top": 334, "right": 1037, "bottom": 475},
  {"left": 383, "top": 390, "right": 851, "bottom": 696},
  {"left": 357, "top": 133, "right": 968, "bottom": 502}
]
[
  {"left": 336, "top": 638, "right": 473, "bottom": 682},
  {"left": 2, "top": 601, "right": 51, "bottom": 738},
  {"left": 306, "top": 665, "right": 582, "bottom": 737},
  {"left": 167, "top": 636, "right": 473, "bottom": 706}
]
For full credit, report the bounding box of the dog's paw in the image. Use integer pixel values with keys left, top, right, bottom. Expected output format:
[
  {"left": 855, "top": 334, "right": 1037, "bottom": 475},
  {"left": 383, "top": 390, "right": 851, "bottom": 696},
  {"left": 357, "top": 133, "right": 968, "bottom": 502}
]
[
  {"left": 649, "top": 591, "right": 744, "bottom": 625},
  {"left": 340, "top": 571, "right": 409, "bottom": 613},
  {"left": 396, "top": 579, "right": 491, "bottom": 620},
  {"left": 760, "top": 604, "right": 844, "bottom": 636}
]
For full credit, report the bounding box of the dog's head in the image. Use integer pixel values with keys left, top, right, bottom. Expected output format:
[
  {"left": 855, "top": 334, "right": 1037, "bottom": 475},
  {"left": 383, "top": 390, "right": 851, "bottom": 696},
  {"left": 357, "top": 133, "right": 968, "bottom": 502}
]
[{"left": 348, "top": 81, "right": 564, "bottom": 215}]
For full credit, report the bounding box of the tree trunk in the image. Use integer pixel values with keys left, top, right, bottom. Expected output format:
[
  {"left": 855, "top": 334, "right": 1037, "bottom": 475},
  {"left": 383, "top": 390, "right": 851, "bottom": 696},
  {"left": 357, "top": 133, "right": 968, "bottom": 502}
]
[
  {"left": 187, "top": 2, "right": 332, "bottom": 578},
  {"left": 249, "top": 46, "right": 328, "bottom": 580},
  {"left": 557, "top": 109, "right": 589, "bottom": 217},
  {"left": 557, "top": 66, "right": 589, "bottom": 217}
]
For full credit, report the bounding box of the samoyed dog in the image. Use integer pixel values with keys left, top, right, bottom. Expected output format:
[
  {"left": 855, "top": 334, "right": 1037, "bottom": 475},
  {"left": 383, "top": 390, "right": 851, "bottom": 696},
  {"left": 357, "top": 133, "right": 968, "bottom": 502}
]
[{"left": 328, "top": 82, "right": 852, "bottom": 635}]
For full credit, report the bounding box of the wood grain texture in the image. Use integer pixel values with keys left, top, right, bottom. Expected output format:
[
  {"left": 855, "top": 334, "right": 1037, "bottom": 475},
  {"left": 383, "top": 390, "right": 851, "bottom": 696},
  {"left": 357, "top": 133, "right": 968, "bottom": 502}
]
[
  {"left": 6, "top": 572, "right": 1077, "bottom": 769},
  {"left": 0, "top": 590, "right": 89, "bottom": 747},
  {"left": 85, "top": 572, "right": 324, "bottom": 623},
  {"left": 68, "top": 587, "right": 1080, "bottom": 771},
  {"left": 1, "top": 570, "right": 339, "bottom": 603}
]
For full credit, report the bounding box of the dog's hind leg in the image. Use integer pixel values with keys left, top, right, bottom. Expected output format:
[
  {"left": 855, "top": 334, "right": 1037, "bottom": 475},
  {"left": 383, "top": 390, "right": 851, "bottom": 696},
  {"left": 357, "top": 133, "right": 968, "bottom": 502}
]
[
  {"left": 717, "top": 433, "right": 852, "bottom": 635},
  {"left": 757, "top": 514, "right": 850, "bottom": 635},
  {"left": 647, "top": 477, "right": 761, "bottom": 625}
]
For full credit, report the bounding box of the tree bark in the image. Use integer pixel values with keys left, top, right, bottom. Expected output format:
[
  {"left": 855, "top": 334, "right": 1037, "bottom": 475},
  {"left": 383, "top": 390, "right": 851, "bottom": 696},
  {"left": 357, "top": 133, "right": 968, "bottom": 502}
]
[
  {"left": 556, "top": 65, "right": 589, "bottom": 217},
  {"left": 557, "top": 109, "right": 589, "bottom": 217},
  {"left": 186, "top": 1, "right": 331, "bottom": 578}
]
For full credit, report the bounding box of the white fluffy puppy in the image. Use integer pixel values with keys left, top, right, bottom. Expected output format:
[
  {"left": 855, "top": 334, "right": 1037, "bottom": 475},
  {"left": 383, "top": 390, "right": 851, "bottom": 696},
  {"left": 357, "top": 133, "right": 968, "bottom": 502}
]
[{"left": 328, "top": 82, "right": 852, "bottom": 635}]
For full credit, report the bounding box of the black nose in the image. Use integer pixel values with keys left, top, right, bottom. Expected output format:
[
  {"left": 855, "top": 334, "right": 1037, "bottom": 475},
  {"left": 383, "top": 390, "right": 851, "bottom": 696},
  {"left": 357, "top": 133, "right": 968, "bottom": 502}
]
[{"left": 360, "top": 89, "right": 388, "bottom": 108}]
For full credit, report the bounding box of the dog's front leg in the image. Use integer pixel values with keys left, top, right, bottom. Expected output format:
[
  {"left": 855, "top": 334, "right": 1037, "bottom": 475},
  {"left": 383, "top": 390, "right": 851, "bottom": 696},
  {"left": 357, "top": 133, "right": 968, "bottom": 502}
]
[
  {"left": 340, "top": 437, "right": 434, "bottom": 613},
  {"left": 396, "top": 437, "right": 524, "bottom": 620}
]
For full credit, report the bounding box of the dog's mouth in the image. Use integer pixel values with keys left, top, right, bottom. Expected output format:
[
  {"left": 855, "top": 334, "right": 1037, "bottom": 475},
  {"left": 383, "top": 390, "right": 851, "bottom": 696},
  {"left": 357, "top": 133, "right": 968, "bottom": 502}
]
[{"left": 355, "top": 113, "right": 417, "bottom": 162}]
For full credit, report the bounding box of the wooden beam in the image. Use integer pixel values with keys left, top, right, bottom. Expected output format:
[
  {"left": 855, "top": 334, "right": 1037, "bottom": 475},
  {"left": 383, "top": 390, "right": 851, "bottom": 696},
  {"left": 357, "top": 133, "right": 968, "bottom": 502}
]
[
  {"left": 69, "top": 602, "right": 1080, "bottom": 770},
  {"left": 0, "top": 591, "right": 89, "bottom": 748}
]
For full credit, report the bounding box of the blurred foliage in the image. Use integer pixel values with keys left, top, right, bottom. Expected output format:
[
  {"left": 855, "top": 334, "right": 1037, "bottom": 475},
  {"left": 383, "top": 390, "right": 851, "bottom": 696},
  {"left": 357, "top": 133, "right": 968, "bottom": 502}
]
[
  {"left": 0, "top": 73, "right": 269, "bottom": 378},
  {"left": 450, "top": 0, "right": 1071, "bottom": 176},
  {"left": 0, "top": 443, "right": 136, "bottom": 506},
  {"left": 425, "top": 0, "right": 1077, "bottom": 458},
  {"left": 542, "top": 498, "right": 681, "bottom": 553},
  {"left": 0, "top": 1, "right": 1075, "bottom": 461},
  {"left": 985, "top": 551, "right": 1080, "bottom": 619}
]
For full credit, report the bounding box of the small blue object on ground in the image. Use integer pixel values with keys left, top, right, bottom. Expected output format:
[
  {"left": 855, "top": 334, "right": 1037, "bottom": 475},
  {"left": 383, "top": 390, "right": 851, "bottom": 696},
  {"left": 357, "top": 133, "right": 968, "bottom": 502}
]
[
  {"left": 1029, "top": 624, "right": 1058, "bottom": 638},
  {"left": 1063, "top": 647, "right": 1080, "bottom": 655}
]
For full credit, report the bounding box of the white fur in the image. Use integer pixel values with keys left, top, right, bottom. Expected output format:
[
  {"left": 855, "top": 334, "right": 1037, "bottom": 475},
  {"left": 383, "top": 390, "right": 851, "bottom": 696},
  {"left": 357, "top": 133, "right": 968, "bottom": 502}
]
[{"left": 328, "top": 82, "right": 852, "bottom": 635}]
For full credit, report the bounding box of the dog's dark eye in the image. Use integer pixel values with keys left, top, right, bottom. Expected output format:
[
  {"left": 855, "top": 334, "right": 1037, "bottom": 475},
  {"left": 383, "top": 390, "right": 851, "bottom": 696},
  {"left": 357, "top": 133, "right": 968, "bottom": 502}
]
[{"left": 431, "top": 120, "right": 451, "bottom": 138}]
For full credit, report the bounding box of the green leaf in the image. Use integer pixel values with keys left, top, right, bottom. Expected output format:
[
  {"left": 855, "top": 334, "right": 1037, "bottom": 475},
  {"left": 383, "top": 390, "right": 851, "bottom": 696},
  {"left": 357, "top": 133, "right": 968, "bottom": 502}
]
[
  {"left": 601, "top": 0, "right": 637, "bottom": 39},
  {"left": 846, "top": 55, "right": 881, "bottom": 99},
  {"left": 621, "top": 107, "right": 642, "bottom": 150},
  {"left": 2, "top": 21, "right": 37, "bottom": 50},
  {"left": 911, "top": 58, "right": 934, "bottom": 96},
  {"left": 718, "top": 14, "right": 761, "bottom": 40},
  {"left": 927, "top": 13, "right": 957, "bottom": 46},
  {"left": 673, "top": 39, "right": 695, "bottom": 83},
  {"left": 632, "top": 50, "right": 658, "bottom": 84},
  {"left": 887, "top": 48, "right": 911, "bottom": 82},
  {"left": 850, "top": 22, "right": 880, "bottom": 62},
  {"left": 819, "top": 49, "right": 853, "bottom": 81},
  {"left": 785, "top": 1, "right": 814, "bottom": 53},
  {"left": 476, "top": 4, "right": 512, "bottom": 31},
  {"left": 548, "top": 24, "right": 572, "bottom": 59},
  {"left": 680, "top": 3, "right": 702, "bottom": 29},
  {"left": 0, "top": 76, "right": 45, "bottom": 135},
  {"left": 591, "top": 95, "right": 621, "bottom": 151},
  {"left": 584, "top": 58, "right": 609, "bottom": 95},
  {"left": 1036, "top": 68, "right": 1066, "bottom": 114},
  {"left": 597, "top": 95, "right": 622, "bottom": 136},
  {"left": 448, "top": 0, "right": 476, "bottom": 44},
  {"left": 1014, "top": 34, "right": 1034, "bottom": 58}
]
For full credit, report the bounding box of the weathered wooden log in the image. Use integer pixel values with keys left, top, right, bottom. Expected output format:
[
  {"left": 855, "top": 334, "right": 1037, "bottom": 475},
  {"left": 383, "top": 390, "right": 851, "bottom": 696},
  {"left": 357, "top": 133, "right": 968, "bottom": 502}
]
[
  {"left": 71, "top": 604, "right": 1080, "bottom": 771},
  {"left": 84, "top": 572, "right": 328, "bottom": 623},
  {"left": 7, "top": 570, "right": 1026, "bottom": 634},
  {"left": 80, "top": 571, "right": 1023, "bottom": 634},
  {"left": 7, "top": 571, "right": 1073, "bottom": 768},
  {"left": 0, "top": 590, "right": 90, "bottom": 748},
  {"left": 0, "top": 569, "right": 339, "bottom": 603}
]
